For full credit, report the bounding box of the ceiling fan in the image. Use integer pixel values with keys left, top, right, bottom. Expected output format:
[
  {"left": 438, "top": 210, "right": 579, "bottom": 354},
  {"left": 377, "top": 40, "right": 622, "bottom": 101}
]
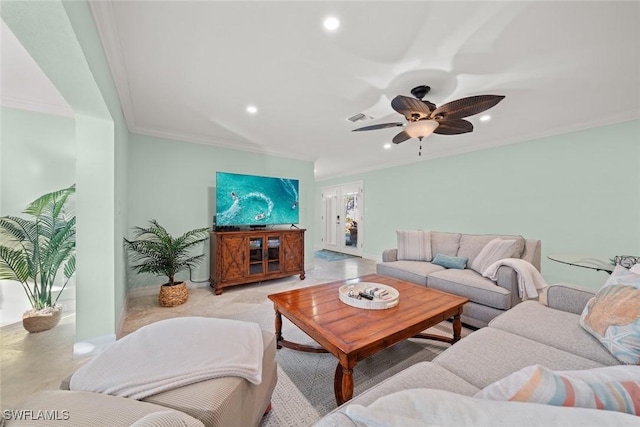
[{"left": 352, "top": 85, "right": 505, "bottom": 155}]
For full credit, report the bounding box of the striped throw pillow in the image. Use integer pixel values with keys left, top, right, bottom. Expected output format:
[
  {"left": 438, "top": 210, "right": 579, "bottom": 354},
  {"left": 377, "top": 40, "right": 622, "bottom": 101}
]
[
  {"left": 469, "top": 238, "right": 518, "bottom": 275},
  {"left": 474, "top": 364, "right": 640, "bottom": 414},
  {"left": 396, "top": 230, "right": 432, "bottom": 262}
]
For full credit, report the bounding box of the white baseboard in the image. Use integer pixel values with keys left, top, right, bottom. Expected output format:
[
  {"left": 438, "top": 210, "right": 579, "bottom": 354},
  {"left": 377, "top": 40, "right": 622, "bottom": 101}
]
[
  {"left": 115, "top": 296, "right": 128, "bottom": 338},
  {"left": 73, "top": 333, "right": 116, "bottom": 359},
  {"left": 363, "top": 252, "right": 382, "bottom": 263}
]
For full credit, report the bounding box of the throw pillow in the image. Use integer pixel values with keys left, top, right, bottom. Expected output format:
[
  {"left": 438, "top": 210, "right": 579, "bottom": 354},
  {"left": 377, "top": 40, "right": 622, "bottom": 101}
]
[
  {"left": 580, "top": 265, "right": 640, "bottom": 365},
  {"left": 469, "top": 238, "right": 518, "bottom": 275},
  {"left": 432, "top": 253, "right": 468, "bottom": 270},
  {"left": 630, "top": 263, "right": 640, "bottom": 274},
  {"left": 345, "top": 388, "right": 640, "bottom": 427},
  {"left": 474, "top": 364, "right": 640, "bottom": 415},
  {"left": 397, "top": 230, "right": 432, "bottom": 262}
]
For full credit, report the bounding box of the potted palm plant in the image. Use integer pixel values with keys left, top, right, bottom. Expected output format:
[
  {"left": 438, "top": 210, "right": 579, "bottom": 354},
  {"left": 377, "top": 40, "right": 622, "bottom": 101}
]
[
  {"left": 0, "top": 185, "right": 76, "bottom": 333},
  {"left": 124, "top": 220, "right": 209, "bottom": 307}
]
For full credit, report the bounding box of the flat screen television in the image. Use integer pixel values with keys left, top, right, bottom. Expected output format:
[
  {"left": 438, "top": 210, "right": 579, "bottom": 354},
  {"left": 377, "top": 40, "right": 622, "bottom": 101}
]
[{"left": 215, "top": 171, "right": 299, "bottom": 227}]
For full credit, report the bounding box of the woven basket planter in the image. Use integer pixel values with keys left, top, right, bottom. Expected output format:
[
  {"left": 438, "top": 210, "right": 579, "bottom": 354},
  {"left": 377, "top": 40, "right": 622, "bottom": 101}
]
[
  {"left": 23, "top": 306, "right": 62, "bottom": 333},
  {"left": 159, "top": 281, "right": 189, "bottom": 307}
]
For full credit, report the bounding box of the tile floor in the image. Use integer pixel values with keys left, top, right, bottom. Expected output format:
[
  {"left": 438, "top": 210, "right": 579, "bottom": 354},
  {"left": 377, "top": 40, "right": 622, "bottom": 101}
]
[{"left": 1, "top": 256, "right": 377, "bottom": 410}]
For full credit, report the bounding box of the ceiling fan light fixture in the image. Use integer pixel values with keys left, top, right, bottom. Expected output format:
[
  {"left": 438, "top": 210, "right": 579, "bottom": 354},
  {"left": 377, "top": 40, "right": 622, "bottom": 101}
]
[{"left": 404, "top": 120, "right": 439, "bottom": 140}]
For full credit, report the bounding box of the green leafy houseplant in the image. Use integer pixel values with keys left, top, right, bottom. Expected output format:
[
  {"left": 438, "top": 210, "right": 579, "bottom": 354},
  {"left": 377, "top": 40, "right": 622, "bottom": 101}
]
[
  {"left": 124, "top": 220, "right": 209, "bottom": 307},
  {"left": 0, "top": 185, "right": 76, "bottom": 329}
]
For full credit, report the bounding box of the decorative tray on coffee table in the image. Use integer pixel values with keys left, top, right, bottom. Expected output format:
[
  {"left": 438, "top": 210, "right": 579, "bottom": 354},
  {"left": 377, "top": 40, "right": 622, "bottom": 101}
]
[{"left": 338, "top": 282, "right": 399, "bottom": 310}]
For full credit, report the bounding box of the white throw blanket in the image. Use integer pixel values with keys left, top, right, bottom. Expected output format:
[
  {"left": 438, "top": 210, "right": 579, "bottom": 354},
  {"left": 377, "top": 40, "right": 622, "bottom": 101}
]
[
  {"left": 482, "top": 258, "right": 548, "bottom": 301},
  {"left": 70, "top": 317, "right": 263, "bottom": 400}
]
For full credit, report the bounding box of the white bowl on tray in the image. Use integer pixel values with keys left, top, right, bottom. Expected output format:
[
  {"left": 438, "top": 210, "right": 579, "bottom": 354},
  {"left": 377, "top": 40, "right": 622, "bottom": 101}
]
[{"left": 338, "top": 282, "right": 399, "bottom": 310}]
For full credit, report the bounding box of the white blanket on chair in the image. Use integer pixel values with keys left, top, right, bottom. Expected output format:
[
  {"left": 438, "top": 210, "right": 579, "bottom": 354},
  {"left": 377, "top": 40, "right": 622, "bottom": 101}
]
[
  {"left": 70, "top": 317, "right": 263, "bottom": 400},
  {"left": 482, "top": 258, "right": 548, "bottom": 301}
]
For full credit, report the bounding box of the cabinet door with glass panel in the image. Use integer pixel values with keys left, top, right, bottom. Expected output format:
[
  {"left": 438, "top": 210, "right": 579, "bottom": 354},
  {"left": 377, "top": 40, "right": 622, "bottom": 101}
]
[{"left": 248, "top": 234, "right": 282, "bottom": 276}]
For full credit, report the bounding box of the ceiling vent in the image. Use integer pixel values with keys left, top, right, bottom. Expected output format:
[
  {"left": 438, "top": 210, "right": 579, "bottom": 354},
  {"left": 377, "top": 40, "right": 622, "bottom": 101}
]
[{"left": 347, "top": 113, "right": 372, "bottom": 123}]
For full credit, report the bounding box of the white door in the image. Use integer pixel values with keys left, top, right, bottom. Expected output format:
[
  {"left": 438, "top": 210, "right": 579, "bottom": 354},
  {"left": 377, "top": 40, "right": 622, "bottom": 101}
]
[
  {"left": 321, "top": 182, "right": 364, "bottom": 256},
  {"left": 320, "top": 187, "right": 338, "bottom": 251}
]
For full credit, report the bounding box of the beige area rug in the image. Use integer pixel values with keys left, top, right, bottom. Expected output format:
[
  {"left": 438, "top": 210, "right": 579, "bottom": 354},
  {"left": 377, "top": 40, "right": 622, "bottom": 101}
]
[{"left": 221, "top": 301, "right": 471, "bottom": 426}]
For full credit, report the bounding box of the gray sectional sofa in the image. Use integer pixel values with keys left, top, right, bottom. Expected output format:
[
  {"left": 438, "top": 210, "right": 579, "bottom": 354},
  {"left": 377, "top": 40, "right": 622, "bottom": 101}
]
[
  {"left": 314, "top": 283, "right": 629, "bottom": 425},
  {"left": 377, "top": 231, "right": 542, "bottom": 328}
]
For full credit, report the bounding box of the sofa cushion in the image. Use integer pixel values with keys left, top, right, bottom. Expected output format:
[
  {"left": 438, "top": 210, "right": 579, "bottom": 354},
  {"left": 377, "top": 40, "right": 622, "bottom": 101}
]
[
  {"left": 431, "top": 253, "right": 468, "bottom": 269},
  {"left": 469, "top": 238, "right": 521, "bottom": 275},
  {"left": 313, "top": 362, "right": 479, "bottom": 427},
  {"left": 430, "top": 231, "right": 461, "bottom": 257},
  {"left": 5, "top": 390, "right": 205, "bottom": 427},
  {"left": 396, "top": 230, "right": 432, "bottom": 261},
  {"left": 461, "top": 301, "right": 506, "bottom": 329},
  {"left": 433, "top": 328, "right": 605, "bottom": 389},
  {"left": 474, "top": 364, "right": 640, "bottom": 415},
  {"left": 342, "top": 388, "right": 640, "bottom": 427},
  {"left": 427, "top": 269, "right": 512, "bottom": 310},
  {"left": 580, "top": 265, "right": 640, "bottom": 365},
  {"left": 377, "top": 261, "right": 445, "bottom": 286},
  {"left": 489, "top": 301, "right": 621, "bottom": 366},
  {"left": 546, "top": 283, "right": 596, "bottom": 315},
  {"left": 458, "top": 234, "right": 525, "bottom": 267}
]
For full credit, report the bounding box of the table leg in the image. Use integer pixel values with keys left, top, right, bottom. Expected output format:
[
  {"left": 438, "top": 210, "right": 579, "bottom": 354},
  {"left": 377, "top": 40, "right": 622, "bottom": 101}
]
[
  {"left": 452, "top": 313, "right": 462, "bottom": 344},
  {"left": 274, "top": 306, "right": 283, "bottom": 349},
  {"left": 334, "top": 362, "right": 354, "bottom": 406}
]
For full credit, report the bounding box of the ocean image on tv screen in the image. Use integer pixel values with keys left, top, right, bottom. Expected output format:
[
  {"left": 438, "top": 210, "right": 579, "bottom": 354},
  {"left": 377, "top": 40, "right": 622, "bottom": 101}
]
[{"left": 216, "top": 172, "right": 299, "bottom": 226}]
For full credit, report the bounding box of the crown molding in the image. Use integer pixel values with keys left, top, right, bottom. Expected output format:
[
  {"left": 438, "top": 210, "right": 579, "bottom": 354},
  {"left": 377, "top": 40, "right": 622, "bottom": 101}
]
[
  {"left": 315, "top": 112, "right": 640, "bottom": 181},
  {"left": 1, "top": 96, "right": 75, "bottom": 118},
  {"left": 130, "top": 125, "right": 316, "bottom": 163},
  {"left": 88, "top": 0, "right": 136, "bottom": 130}
]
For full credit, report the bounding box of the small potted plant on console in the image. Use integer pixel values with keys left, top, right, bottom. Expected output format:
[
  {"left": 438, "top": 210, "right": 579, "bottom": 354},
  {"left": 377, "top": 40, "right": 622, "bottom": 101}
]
[{"left": 124, "top": 220, "right": 209, "bottom": 307}]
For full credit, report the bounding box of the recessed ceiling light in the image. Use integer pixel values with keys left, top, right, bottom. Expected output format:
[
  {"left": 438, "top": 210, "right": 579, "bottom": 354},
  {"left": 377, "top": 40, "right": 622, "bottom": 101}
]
[
  {"left": 479, "top": 115, "right": 491, "bottom": 122},
  {"left": 323, "top": 16, "right": 340, "bottom": 32},
  {"left": 383, "top": 143, "right": 392, "bottom": 149},
  {"left": 246, "top": 105, "right": 258, "bottom": 114}
]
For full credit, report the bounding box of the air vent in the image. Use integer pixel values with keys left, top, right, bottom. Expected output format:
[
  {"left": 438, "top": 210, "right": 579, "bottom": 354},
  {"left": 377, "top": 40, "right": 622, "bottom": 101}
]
[{"left": 347, "top": 113, "right": 372, "bottom": 123}]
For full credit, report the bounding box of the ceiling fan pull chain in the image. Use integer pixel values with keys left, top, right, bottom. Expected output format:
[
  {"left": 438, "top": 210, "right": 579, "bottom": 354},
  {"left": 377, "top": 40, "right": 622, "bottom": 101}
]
[{"left": 419, "top": 136, "right": 423, "bottom": 156}]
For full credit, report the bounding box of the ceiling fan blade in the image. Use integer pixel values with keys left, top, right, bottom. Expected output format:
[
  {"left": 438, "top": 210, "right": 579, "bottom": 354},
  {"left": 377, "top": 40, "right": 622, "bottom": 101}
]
[
  {"left": 392, "top": 131, "right": 411, "bottom": 144},
  {"left": 352, "top": 122, "right": 404, "bottom": 132},
  {"left": 434, "top": 119, "right": 474, "bottom": 135},
  {"left": 391, "top": 95, "right": 431, "bottom": 120},
  {"left": 430, "top": 95, "right": 505, "bottom": 120}
]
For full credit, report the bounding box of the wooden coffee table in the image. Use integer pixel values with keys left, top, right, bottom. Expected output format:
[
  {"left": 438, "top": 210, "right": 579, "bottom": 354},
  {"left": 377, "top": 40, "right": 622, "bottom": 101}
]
[{"left": 267, "top": 273, "right": 469, "bottom": 405}]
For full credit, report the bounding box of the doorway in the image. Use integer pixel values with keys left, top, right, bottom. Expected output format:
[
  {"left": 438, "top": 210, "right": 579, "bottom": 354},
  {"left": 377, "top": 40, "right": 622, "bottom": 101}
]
[{"left": 320, "top": 181, "right": 364, "bottom": 256}]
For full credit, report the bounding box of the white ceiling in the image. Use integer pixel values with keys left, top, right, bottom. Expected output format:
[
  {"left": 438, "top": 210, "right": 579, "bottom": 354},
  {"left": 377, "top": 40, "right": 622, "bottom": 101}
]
[
  {"left": 4, "top": 2, "right": 640, "bottom": 180},
  {"left": 1, "top": 20, "right": 74, "bottom": 118}
]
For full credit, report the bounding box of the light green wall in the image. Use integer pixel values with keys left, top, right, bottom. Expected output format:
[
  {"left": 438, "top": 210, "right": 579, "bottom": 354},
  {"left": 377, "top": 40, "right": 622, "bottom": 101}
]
[
  {"left": 127, "top": 133, "right": 315, "bottom": 289},
  {"left": 3, "top": 0, "right": 129, "bottom": 343},
  {"left": 316, "top": 119, "right": 640, "bottom": 290},
  {"left": 75, "top": 114, "right": 115, "bottom": 338},
  {"left": 0, "top": 107, "right": 76, "bottom": 216},
  {"left": 62, "top": 0, "right": 130, "bottom": 336},
  {"left": 0, "top": 107, "right": 77, "bottom": 321}
]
